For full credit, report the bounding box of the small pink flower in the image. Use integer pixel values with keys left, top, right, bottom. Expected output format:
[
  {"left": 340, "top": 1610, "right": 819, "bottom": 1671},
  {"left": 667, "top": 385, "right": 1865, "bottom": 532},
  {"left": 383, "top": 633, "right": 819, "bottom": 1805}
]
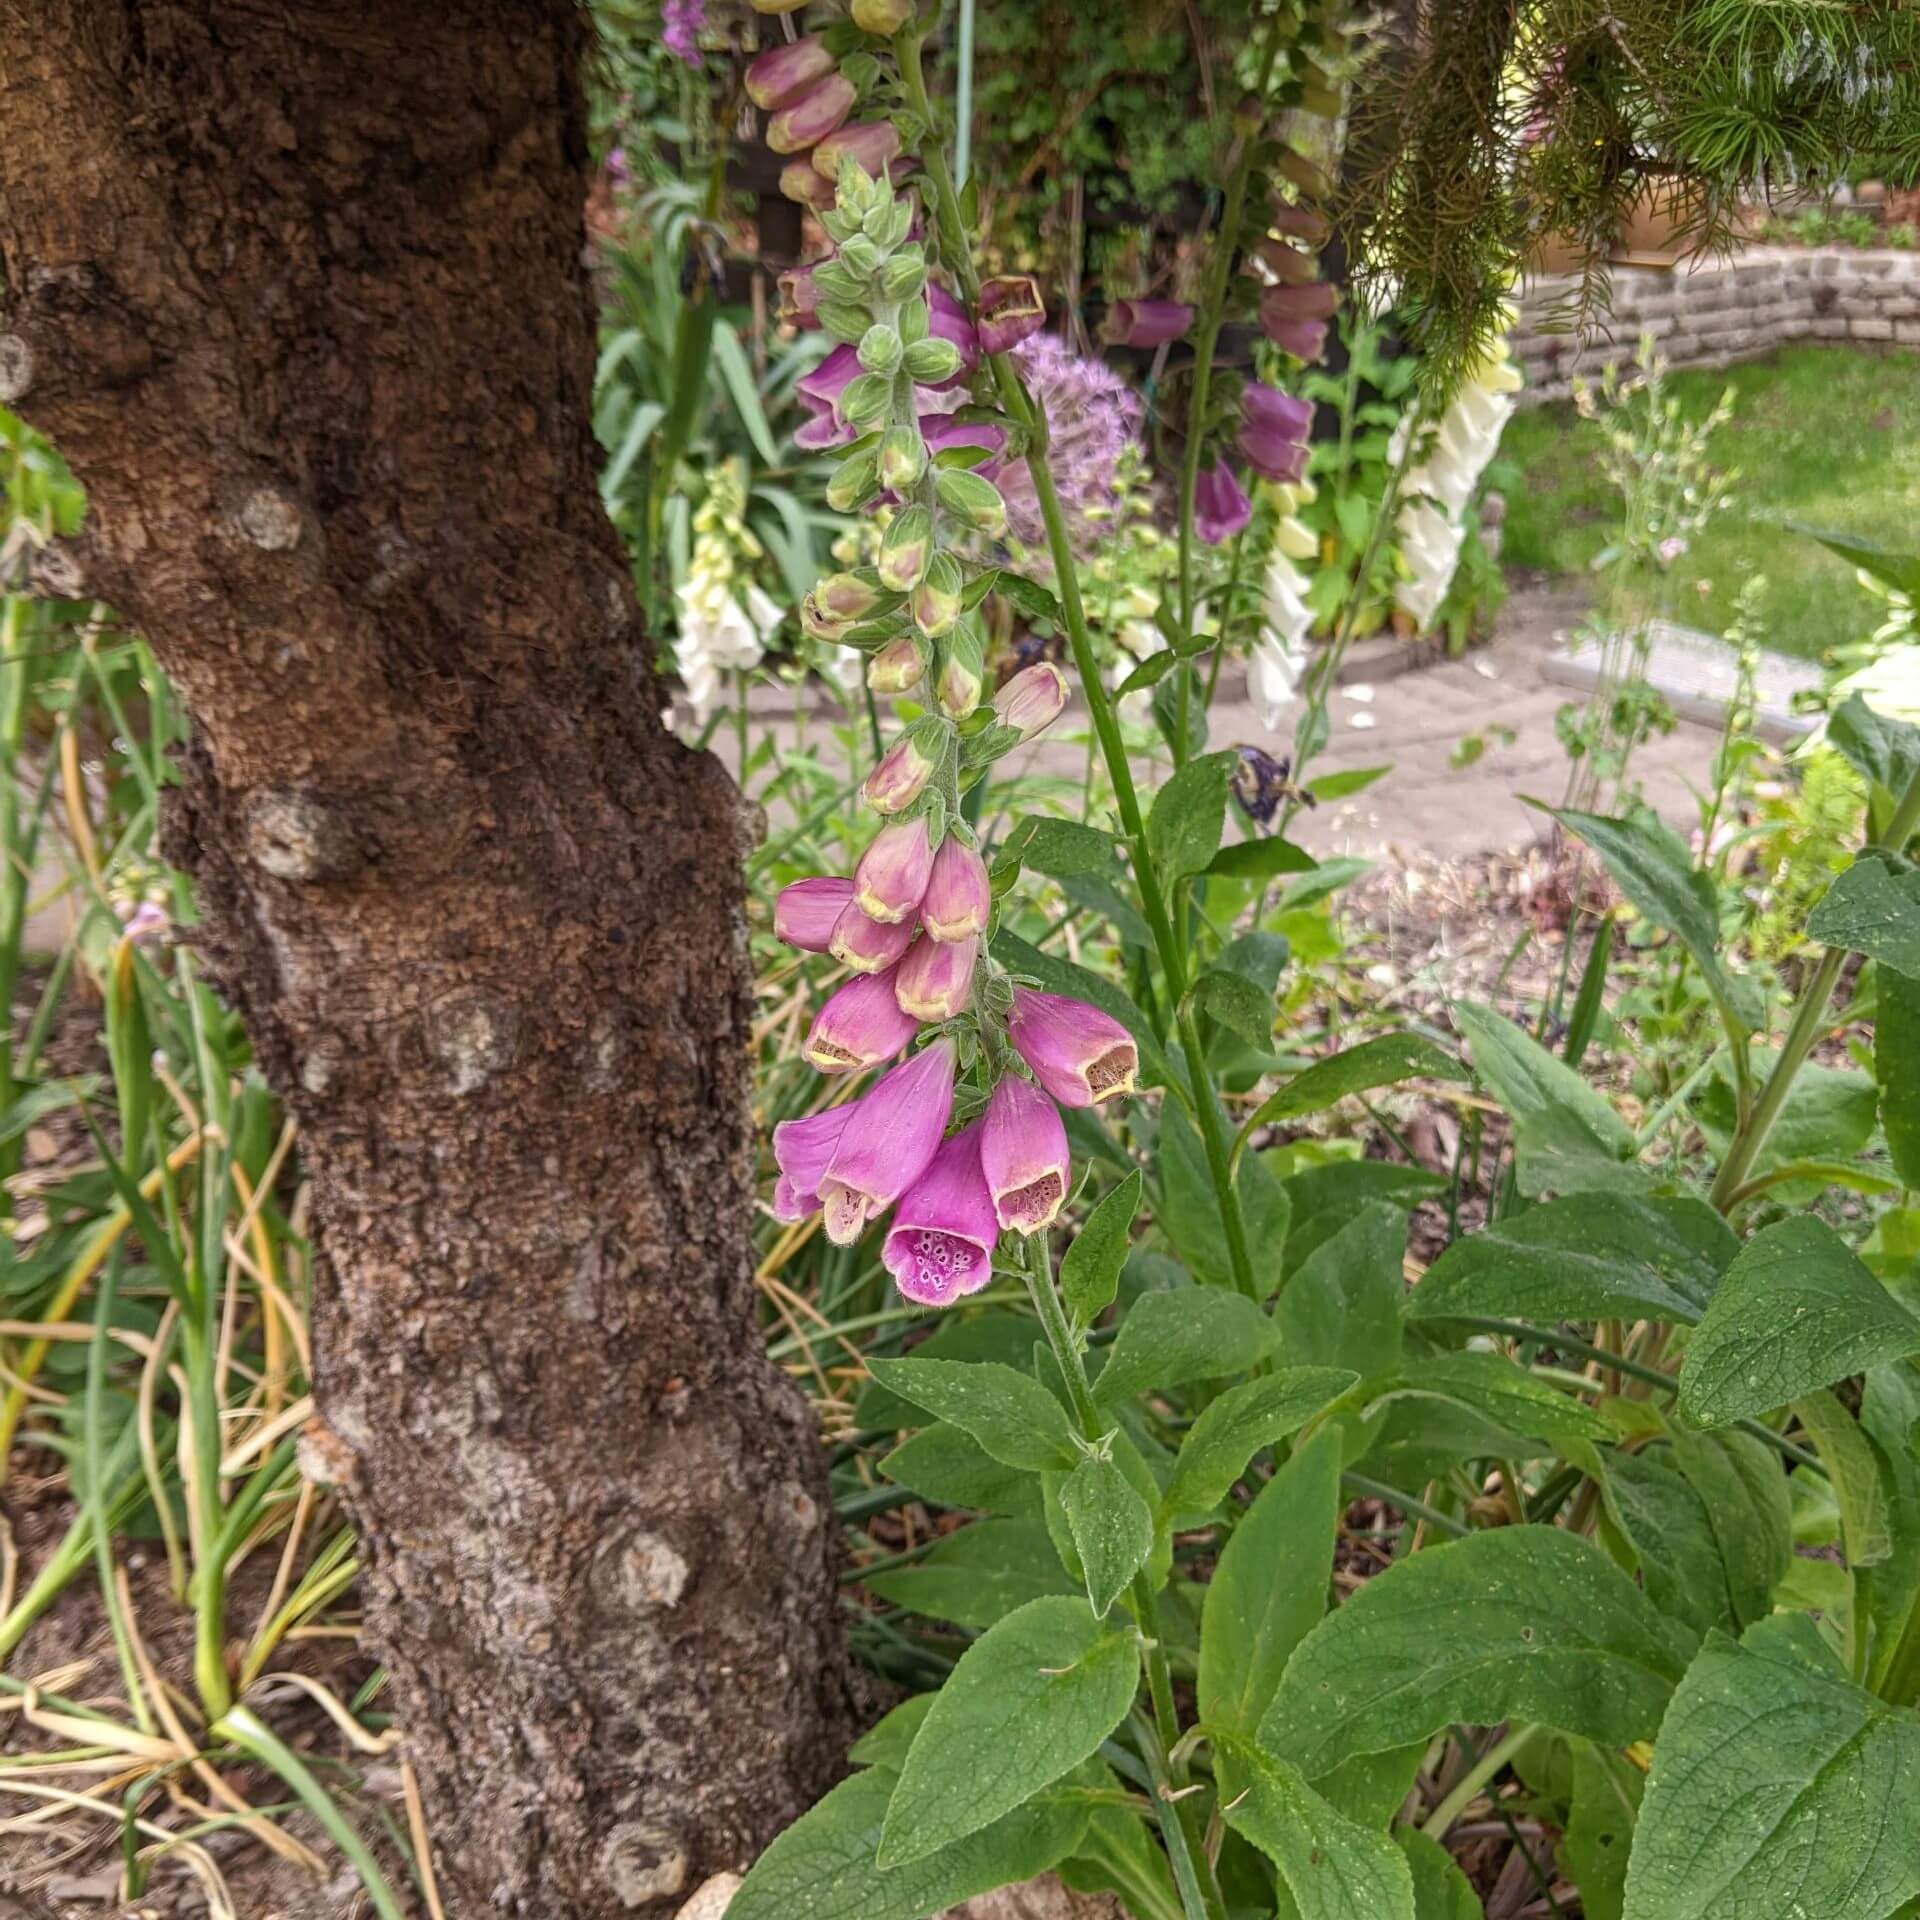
[
  {"left": 975, "top": 275, "right": 1046, "bottom": 355},
  {"left": 980, "top": 1076, "right": 1071, "bottom": 1233},
  {"left": 745, "top": 36, "right": 837, "bottom": 111},
  {"left": 920, "top": 837, "right": 990, "bottom": 942},
  {"left": 1195, "top": 461, "right": 1253, "bottom": 546},
  {"left": 991, "top": 662, "right": 1068, "bottom": 741},
  {"left": 1102, "top": 298, "right": 1193, "bottom": 348},
  {"left": 776, "top": 875, "right": 855, "bottom": 951},
  {"left": 1009, "top": 987, "right": 1140, "bottom": 1108},
  {"left": 854, "top": 817, "right": 937, "bottom": 924},
  {"left": 882, "top": 1122, "right": 1000, "bottom": 1305},
  {"left": 804, "top": 968, "right": 922, "bottom": 1071},
  {"left": 894, "top": 933, "right": 977, "bottom": 1021},
  {"left": 863, "top": 727, "right": 941, "bottom": 814},
  {"left": 778, "top": 263, "right": 822, "bottom": 328},
  {"left": 820, "top": 1039, "right": 958, "bottom": 1243},
  {"left": 767, "top": 73, "right": 856, "bottom": 155},
  {"left": 1260, "top": 312, "right": 1329, "bottom": 363},
  {"left": 829, "top": 900, "right": 917, "bottom": 975},
  {"left": 813, "top": 121, "right": 903, "bottom": 183},
  {"left": 772, "top": 1103, "right": 854, "bottom": 1220}
]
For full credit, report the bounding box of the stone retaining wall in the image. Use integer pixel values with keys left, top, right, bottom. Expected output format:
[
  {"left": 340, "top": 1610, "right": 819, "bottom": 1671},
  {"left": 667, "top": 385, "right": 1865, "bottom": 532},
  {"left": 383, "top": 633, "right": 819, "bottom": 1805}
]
[{"left": 1511, "top": 243, "right": 1920, "bottom": 402}]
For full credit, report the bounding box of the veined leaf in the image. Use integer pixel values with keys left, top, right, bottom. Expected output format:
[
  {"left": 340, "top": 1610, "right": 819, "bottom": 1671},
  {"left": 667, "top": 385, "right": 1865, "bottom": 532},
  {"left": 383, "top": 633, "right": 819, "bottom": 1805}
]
[
  {"left": 1827, "top": 692, "right": 1920, "bottom": 801},
  {"left": 1093, "top": 1287, "right": 1282, "bottom": 1412},
  {"left": 1808, "top": 852, "right": 1920, "bottom": 978},
  {"left": 1240, "top": 1033, "right": 1465, "bottom": 1138},
  {"left": 1792, "top": 1387, "right": 1893, "bottom": 1569},
  {"left": 1146, "top": 750, "right": 1237, "bottom": 882},
  {"left": 878, "top": 1596, "right": 1139, "bottom": 1866},
  {"left": 1261, "top": 1526, "right": 1694, "bottom": 1777},
  {"left": 1274, "top": 1201, "right": 1407, "bottom": 1384},
  {"left": 1370, "top": 1351, "right": 1613, "bottom": 1448},
  {"left": 1058, "top": 1454, "right": 1153, "bottom": 1618},
  {"left": 879, "top": 1422, "right": 1042, "bottom": 1519},
  {"left": 1398, "top": 1829, "right": 1485, "bottom": 1919},
  {"left": 1877, "top": 961, "right": 1920, "bottom": 1186},
  {"left": 1159, "top": 1368, "right": 1356, "bottom": 1520},
  {"left": 865, "top": 1358, "right": 1080, "bottom": 1472},
  {"left": 863, "top": 1518, "right": 1077, "bottom": 1629},
  {"left": 1059, "top": 1170, "right": 1141, "bottom": 1327}
]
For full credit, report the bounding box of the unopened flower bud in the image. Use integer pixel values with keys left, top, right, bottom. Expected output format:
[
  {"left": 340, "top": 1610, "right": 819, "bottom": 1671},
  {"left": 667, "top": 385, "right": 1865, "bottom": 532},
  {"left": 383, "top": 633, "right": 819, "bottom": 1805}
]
[
  {"left": 1256, "top": 237, "right": 1321, "bottom": 284},
  {"left": 1276, "top": 148, "right": 1332, "bottom": 199},
  {"left": 878, "top": 252, "right": 929, "bottom": 303},
  {"left": 829, "top": 899, "right": 917, "bottom": 974},
  {"left": 878, "top": 506, "right": 933, "bottom": 591},
  {"left": 851, "top": 0, "right": 914, "bottom": 30},
  {"left": 826, "top": 448, "right": 880, "bottom": 512},
  {"left": 862, "top": 718, "right": 946, "bottom": 814},
  {"left": 990, "top": 661, "right": 1069, "bottom": 741},
  {"left": 1102, "top": 298, "right": 1193, "bottom": 348},
  {"left": 913, "top": 552, "right": 964, "bottom": 639},
  {"left": 746, "top": 35, "right": 837, "bottom": 110},
  {"left": 975, "top": 275, "right": 1046, "bottom": 354},
  {"left": 840, "top": 234, "right": 884, "bottom": 277},
  {"left": 767, "top": 74, "right": 856, "bottom": 155},
  {"left": 775, "top": 875, "right": 856, "bottom": 952},
  {"left": 878, "top": 424, "right": 926, "bottom": 493},
  {"left": 936, "top": 622, "right": 985, "bottom": 718},
  {"left": 858, "top": 323, "right": 904, "bottom": 376},
  {"left": 816, "top": 300, "right": 876, "bottom": 345},
  {"left": 838, "top": 370, "right": 894, "bottom": 428},
  {"left": 780, "top": 160, "right": 838, "bottom": 210},
  {"left": 934, "top": 467, "right": 1007, "bottom": 539},
  {"left": 921, "top": 836, "right": 990, "bottom": 941},
  {"left": 815, "top": 120, "right": 904, "bottom": 183},
  {"left": 903, "top": 335, "right": 963, "bottom": 384},
  {"left": 868, "top": 632, "right": 930, "bottom": 692},
  {"left": 894, "top": 933, "right": 978, "bottom": 1022},
  {"left": 820, "top": 571, "right": 884, "bottom": 622},
  {"left": 1269, "top": 201, "right": 1332, "bottom": 246},
  {"left": 854, "top": 816, "right": 937, "bottom": 923}
]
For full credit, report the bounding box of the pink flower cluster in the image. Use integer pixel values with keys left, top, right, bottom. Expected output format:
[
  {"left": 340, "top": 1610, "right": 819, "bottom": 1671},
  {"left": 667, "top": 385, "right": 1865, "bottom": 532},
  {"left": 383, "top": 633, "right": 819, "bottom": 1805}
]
[{"left": 746, "top": 36, "right": 907, "bottom": 209}]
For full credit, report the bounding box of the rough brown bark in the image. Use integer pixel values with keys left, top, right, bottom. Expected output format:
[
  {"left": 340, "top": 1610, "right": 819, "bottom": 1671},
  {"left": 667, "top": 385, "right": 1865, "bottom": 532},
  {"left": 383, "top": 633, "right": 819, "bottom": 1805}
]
[{"left": 0, "top": 5, "right": 855, "bottom": 1913}]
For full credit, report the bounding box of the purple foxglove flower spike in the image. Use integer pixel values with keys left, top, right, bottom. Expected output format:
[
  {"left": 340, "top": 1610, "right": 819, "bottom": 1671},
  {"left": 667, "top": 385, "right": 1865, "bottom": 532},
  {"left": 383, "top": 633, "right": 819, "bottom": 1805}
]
[
  {"left": 820, "top": 1038, "right": 958, "bottom": 1243},
  {"left": 775, "top": 875, "right": 855, "bottom": 951},
  {"left": 780, "top": 161, "right": 839, "bottom": 211},
  {"left": 854, "top": 817, "right": 937, "bottom": 924},
  {"left": 804, "top": 967, "right": 922, "bottom": 1072},
  {"left": 772, "top": 1103, "right": 854, "bottom": 1221},
  {"left": 882, "top": 1122, "right": 1000, "bottom": 1306},
  {"left": 746, "top": 35, "right": 836, "bottom": 110},
  {"left": 1269, "top": 202, "right": 1331, "bottom": 246},
  {"left": 778, "top": 263, "right": 822, "bottom": 328},
  {"left": 767, "top": 74, "right": 856, "bottom": 155},
  {"left": 1194, "top": 461, "right": 1253, "bottom": 546},
  {"left": 862, "top": 725, "right": 942, "bottom": 814},
  {"left": 1261, "top": 312, "right": 1329, "bottom": 363},
  {"left": 920, "top": 836, "right": 990, "bottom": 942},
  {"left": 1236, "top": 426, "right": 1309, "bottom": 486},
  {"left": 980, "top": 1076, "right": 1071, "bottom": 1233},
  {"left": 1261, "top": 280, "right": 1340, "bottom": 322},
  {"left": 814, "top": 121, "right": 903, "bottom": 182},
  {"left": 1008, "top": 987, "right": 1140, "bottom": 1108},
  {"left": 894, "top": 933, "right": 977, "bottom": 1021},
  {"left": 829, "top": 900, "right": 917, "bottom": 975},
  {"left": 975, "top": 275, "right": 1047, "bottom": 355},
  {"left": 991, "top": 662, "right": 1069, "bottom": 741},
  {"left": 1103, "top": 298, "right": 1194, "bottom": 348}
]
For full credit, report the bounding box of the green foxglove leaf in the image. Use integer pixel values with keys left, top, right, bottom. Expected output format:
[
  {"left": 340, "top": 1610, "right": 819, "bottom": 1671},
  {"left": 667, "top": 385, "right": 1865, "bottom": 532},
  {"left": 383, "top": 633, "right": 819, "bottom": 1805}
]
[
  {"left": 849, "top": 1694, "right": 937, "bottom": 1771},
  {"left": 877, "top": 1596, "right": 1140, "bottom": 1866},
  {"left": 863, "top": 1518, "right": 1078, "bottom": 1629},
  {"left": 1160, "top": 1368, "right": 1356, "bottom": 1520},
  {"left": 1213, "top": 1732, "right": 1415, "bottom": 1920},
  {"left": 1199, "top": 1425, "right": 1342, "bottom": 1741},
  {"left": 1406, "top": 1193, "right": 1734, "bottom": 1326},
  {"left": 1562, "top": 1740, "right": 1641, "bottom": 1920},
  {"left": 1371, "top": 1351, "right": 1613, "bottom": 1448},
  {"left": 1262, "top": 1526, "right": 1694, "bottom": 1777},
  {"left": 866, "top": 1358, "right": 1080, "bottom": 1472},
  {"left": 999, "top": 816, "right": 1120, "bottom": 880},
  {"left": 1058, "top": 1454, "right": 1153, "bottom": 1617},
  {"left": 1207, "top": 836, "right": 1316, "bottom": 881},
  {"left": 1668, "top": 1429, "right": 1793, "bottom": 1627},
  {"left": 1454, "top": 1002, "right": 1643, "bottom": 1195},
  {"left": 730, "top": 1763, "right": 1086, "bottom": 1920},
  {"left": 1057, "top": 1801, "right": 1184, "bottom": 1920},
  {"left": 1622, "top": 1622, "right": 1920, "bottom": 1920},
  {"left": 1827, "top": 691, "right": 1920, "bottom": 800},
  {"left": 1146, "top": 750, "right": 1237, "bottom": 882},
  {"left": 1274, "top": 1201, "right": 1406, "bottom": 1384},
  {"left": 880, "top": 1422, "right": 1043, "bottom": 1519},
  {"left": 1792, "top": 1386, "right": 1893, "bottom": 1569},
  {"left": 1286, "top": 1161, "right": 1444, "bottom": 1271},
  {"left": 1093, "top": 1287, "right": 1282, "bottom": 1412},
  {"left": 1808, "top": 852, "right": 1920, "bottom": 978},
  {"left": 857, "top": 1313, "right": 1040, "bottom": 1428},
  {"left": 1398, "top": 1829, "right": 1485, "bottom": 1919},
  {"left": 1601, "top": 1449, "right": 1747, "bottom": 1641},
  {"left": 1556, "top": 808, "right": 1762, "bottom": 1032},
  {"left": 1677, "top": 1216, "right": 1920, "bottom": 1428},
  {"left": 1878, "top": 962, "right": 1920, "bottom": 1186},
  {"left": 1059, "top": 1170, "right": 1141, "bottom": 1326},
  {"left": 1191, "top": 967, "right": 1275, "bottom": 1053},
  {"left": 1860, "top": 1364, "right": 1920, "bottom": 1698},
  {"left": 1158, "top": 1098, "right": 1290, "bottom": 1294},
  {"left": 1242, "top": 1032, "right": 1465, "bottom": 1134}
]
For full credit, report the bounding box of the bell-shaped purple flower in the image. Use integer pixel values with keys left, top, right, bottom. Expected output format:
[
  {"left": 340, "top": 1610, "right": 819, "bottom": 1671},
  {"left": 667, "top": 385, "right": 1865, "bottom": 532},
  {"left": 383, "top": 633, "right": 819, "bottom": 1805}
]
[
  {"left": 975, "top": 275, "right": 1047, "bottom": 355},
  {"left": 797, "top": 345, "right": 861, "bottom": 450},
  {"left": 894, "top": 933, "right": 976, "bottom": 1021},
  {"left": 746, "top": 35, "right": 836, "bottom": 111},
  {"left": 882, "top": 1122, "right": 1001, "bottom": 1306},
  {"left": 814, "top": 121, "right": 903, "bottom": 182},
  {"left": 1260, "top": 311, "right": 1329, "bottom": 363},
  {"left": 804, "top": 967, "right": 921, "bottom": 1072},
  {"left": 775, "top": 875, "right": 855, "bottom": 951},
  {"left": 820, "top": 1038, "right": 958, "bottom": 1244},
  {"left": 863, "top": 725, "right": 941, "bottom": 814},
  {"left": 1237, "top": 381, "right": 1315, "bottom": 485},
  {"left": 1194, "top": 462, "right": 1253, "bottom": 546},
  {"left": 1269, "top": 202, "right": 1331, "bottom": 246},
  {"left": 980, "top": 1076, "right": 1071, "bottom": 1234},
  {"left": 920, "top": 836, "right": 990, "bottom": 942},
  {"left": 854, "top": 817, "right": 937, "bottom": 924},
  {"left": 829, "top": 900, "right": 917, "bottom": 975},
  {"left": 772, "top": 1103, "right": 854, "bottom": 1221},
  {"left": 1103, "top": 298, "right": 1194, "bottom": 348},
  {"left": 991, "top": 662, "right": 1069, "bottom": 741},
  {"left": 1260, "top": 280, "right": 1340, "bottom": 322},
  {"left": 778, "top": 262, "right": 823, "bottom": 329},
  {"left": 767, "top": 73, "right": 856, "bottom": 156},
  {"left": 1008, "top": 987, "right": 1140, "bottom": 1108}
]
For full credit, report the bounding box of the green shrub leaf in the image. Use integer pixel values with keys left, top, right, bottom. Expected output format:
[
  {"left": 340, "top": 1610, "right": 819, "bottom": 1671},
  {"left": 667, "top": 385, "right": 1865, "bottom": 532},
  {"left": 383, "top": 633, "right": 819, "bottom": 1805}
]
[
  {"left": 1058, "top": 1454, "right": 1154, "bottom": 1617},
  {"left": 1059, "top": 1169, "right": 1141, "bottom": 1326},
  {"left": 1808, "top": 852, "right": 1920, "bottom": 978},
  {"left": 1146, "top": 750, "right": 1237, "bottom": 882},
  {"left": 863, "top": 1518, "right": 1078, "bottom": 1629},
  {"left": 1160, "top": 1368, "right": 1356, "bottom": 1520},
  {"left": 1093, "top": 1287, "right": 1282, "bottom": 1411},
  {"left": 866, "top": 1359, "right": 1081, "bottom": 1472},
  {"left": 1241, "top": 1032, "right": 1465, "bottom": 1135}
]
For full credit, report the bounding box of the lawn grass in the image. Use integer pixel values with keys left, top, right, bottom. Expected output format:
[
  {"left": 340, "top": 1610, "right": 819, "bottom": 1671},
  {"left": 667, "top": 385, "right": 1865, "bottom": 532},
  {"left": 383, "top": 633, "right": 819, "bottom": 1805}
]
[{"left": 1498, "top": 345, "right": 1920, "bottom": 660}]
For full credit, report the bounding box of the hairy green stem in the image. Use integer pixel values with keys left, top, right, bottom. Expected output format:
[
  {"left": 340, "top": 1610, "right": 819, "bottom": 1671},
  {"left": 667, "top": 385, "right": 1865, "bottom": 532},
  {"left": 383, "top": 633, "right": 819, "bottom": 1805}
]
[
  {"left": 1709, "top": 764, "right": 1920, "bottom": 1211},
  {"left": 899, "top": 32, "right": 1259, "bottom": 1301}
]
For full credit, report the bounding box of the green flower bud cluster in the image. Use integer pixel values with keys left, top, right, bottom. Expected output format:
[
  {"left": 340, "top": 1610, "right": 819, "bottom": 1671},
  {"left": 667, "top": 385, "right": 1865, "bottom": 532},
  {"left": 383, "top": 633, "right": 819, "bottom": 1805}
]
[{"left": 805, "top": 164, "right": 1017, "bottom": 759}]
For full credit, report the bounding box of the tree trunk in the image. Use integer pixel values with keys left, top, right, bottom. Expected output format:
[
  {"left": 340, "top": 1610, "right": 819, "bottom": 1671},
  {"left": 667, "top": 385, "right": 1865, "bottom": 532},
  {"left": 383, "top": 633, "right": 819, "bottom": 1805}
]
[{"left": 0, "top": 5, "right": 855, "bottom": 1913}]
